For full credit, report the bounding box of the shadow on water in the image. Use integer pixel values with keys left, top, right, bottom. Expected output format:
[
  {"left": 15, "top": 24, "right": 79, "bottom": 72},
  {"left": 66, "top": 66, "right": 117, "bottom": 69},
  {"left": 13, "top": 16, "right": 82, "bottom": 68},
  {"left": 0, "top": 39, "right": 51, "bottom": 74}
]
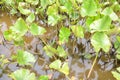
[{"left": 0, "top": 11, "right": 116, "bottom": 80}]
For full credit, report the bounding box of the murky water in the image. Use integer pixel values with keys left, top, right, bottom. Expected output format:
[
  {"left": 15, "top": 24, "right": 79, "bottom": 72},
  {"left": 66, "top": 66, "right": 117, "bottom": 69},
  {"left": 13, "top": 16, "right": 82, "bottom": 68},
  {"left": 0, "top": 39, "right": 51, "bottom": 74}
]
[{"left": 0, "top": 11, "right": 117, "bottom": 80}]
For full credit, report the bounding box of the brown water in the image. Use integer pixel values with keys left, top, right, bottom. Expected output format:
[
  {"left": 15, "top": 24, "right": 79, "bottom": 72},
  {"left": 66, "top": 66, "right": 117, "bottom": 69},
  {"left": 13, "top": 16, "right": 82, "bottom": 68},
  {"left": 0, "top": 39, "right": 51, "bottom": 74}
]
[{"left": 0, "top": 11, "right": 117, "bottom": 80}]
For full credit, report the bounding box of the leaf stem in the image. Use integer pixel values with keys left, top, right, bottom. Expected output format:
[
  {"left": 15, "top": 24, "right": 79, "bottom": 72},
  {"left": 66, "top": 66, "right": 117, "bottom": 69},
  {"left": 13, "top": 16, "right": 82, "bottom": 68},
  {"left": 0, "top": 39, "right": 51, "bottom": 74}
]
[{"left": 87, "top": 52, "right": 98, "bottom": 79}]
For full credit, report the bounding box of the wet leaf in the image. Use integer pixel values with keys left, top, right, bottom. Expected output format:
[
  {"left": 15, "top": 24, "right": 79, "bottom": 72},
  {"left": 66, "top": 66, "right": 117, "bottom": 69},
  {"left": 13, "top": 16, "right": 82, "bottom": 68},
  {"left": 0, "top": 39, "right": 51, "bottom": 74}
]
[
  {"left": 57, "top": 46, "right": 67, "bottom": 58},
  {"left": 10, "top": 68, "right": 36, "bottom": 80},
  {"left": 90, "top": 16, "right": 111, "bottom": 32},
  {"left": 26, "top": 13, "right": 35, "bottom": 23},
  {"left": 59, "top": 62, "right": 69, "bottom": 75},
  {"left": 59, "top": 27, "right": 71, "bottom": 44},
  {"left": 101, "top": 7, "right": 118, "bottom": 21},
  {"left": 25, "top": 0, "right": 39, "bottom": 5},
  {"left": 91, "top": 32, "right": 111, "bottom": 53},
  {"left": 44, "top": 45, "right": 58, "bottom": 57},
  {"left": 10, "top": 18, "right": 28, "bottom": 36},
  {"left": 38, "top": 75, "right": 49, "bottom": 80},
  {"left": 80, "top": 0, "right": 97, "bottom": 17},
  {"left": 49, "top": 60, "right": 61, "bottom": 70},
  {"left": 16, "top": 50, "right": 35, "bottom": 65},
  {"left": 71, "top": 25, "right": 84, "bottom": 38},
  {"left": 30, "top": 23, "right": 46, "bottom": 35}
]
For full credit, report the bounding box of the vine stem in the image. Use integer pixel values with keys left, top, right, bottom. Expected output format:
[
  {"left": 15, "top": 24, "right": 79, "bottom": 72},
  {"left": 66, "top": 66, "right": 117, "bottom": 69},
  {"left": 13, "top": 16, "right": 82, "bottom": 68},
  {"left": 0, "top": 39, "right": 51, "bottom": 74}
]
[{"left": 87, "top": 52, "right": 98, "bottom": 79}]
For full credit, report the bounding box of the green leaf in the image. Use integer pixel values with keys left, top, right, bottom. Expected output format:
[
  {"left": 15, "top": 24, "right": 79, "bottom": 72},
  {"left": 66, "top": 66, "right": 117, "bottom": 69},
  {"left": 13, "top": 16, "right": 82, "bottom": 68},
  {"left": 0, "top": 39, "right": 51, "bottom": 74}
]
[
  {"left": 10, "top": 69, "right": 36, "bottom": 80},
  {"left": 18, "top": 2, "right": 31, "bottom": 15},
  {"left": 91, "top": 32, "right": 111, "bottom": 53},
  {"left": 25, "top": 0, "right": 39, "bottom": 5},
  {"left": 90, "top": 16, "right": 111, "bottom": 32},
  {"left": 112, "top": 71, "right": 120, "bottom": 80},
  {"left": 57, "top": 46, "right": 67, "bottom": 58},
  {"left": 49, "top": 60, "right": 61, "bottom": 70},
  {"left": 40, "top": 0, "right": 49, "bottom": 9},
  {"left": 16, "top": 50, "right": 35, "bottom": 65},
  {"left": 59, "top": 62, "right": 69, "bottom": 75},
  {"left": 71, "top": 25, "right": 84, "bottom": 38},
  {"left": 10, "top": 18, "right": 28, "bottom": 36},
  {"left": 3, "top": 29, "right": 14, "bottom": 41},
  {"left": 44, "top": 45, "right": 58, "bottom": 57},
  {"left": 48, "top": 15, "right": 61, "bottom": 26},
  {"left": 30, "top": 23, "right": 46, "bottom": 35},
  {"left": 80, "top": 0, "right": 97, "bottom": 17},
  {"left": 38, "top": 75, "right": 48, "bottom": 80},
  {"left": 101, "top": 7, "right": 118, "bottom": 21},
  {"left": 117, "top": 67, "right": 120, "bottom": 72},
  {"left": 59, "top": 27, "right": 71, "bottom": 44},
  {"left": 47, "top": 4, "right": 58, "bottom": 15},
  {"left": 26, "top": 13, "right": 35, "bottom": 23},
  {"left": 116, "top": 54, "right": 120, "bottom": 59}
]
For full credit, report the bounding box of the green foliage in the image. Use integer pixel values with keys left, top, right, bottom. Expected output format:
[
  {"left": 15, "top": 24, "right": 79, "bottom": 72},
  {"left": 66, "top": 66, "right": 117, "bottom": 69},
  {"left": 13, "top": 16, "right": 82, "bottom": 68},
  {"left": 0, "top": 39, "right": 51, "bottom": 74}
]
[
  {"left": 9, "top": 68, "right": 36, "bottom": 80},
  {"left": 25, "top": 0, "right": 39, "bottom": 5},
  {"left": 59, "top": 27, "right": 71, "bottom": 44},
  {"left": 10, "top": 18, "right": 28, "bottom": 36},
  {"left": 13, "top": 50, "right": 35, "bottom": 66},
  {"left": 44, "top": 45, "right": 58, "bottom": 57},
  {"left": 0, "top": 55, "right": 9, "bottom": 68},
  {"left": 38, "top": 75, "right": 49, "bottom": 80},
  {"left": 49, "top": 59, "right": 69, "bottom": 75},
  {"left": 91, "top": 32, "right": 111, "bottom": 53},
  {"left": 44, "top": 45, "right": 67, "bottom": 58},
  {"left": 90, "top": 16, "right": 111, "bottom": 32},
  {"left": 30, "top": 23, "right": 46, "bottom": 35},
  {"left": 18, "top": 2, "right": 31, "bottom": 15},
  {"left": 80, "top": 0, "right": 97, "bottom": 17},
  {"left": 70, "top": 25, "right": 84, "bottom": 38},
  {"left": 1, "top": 0, "right": 120, "bottom": 79},
  {"left": 112, "top": 67, "right": 120, "bottom": 80},
  {"left": 101, "top": 7, "right": 118, "bottom": 21},
  {"left": 26, "top": 13, "right": 35, "bottom": 23}
]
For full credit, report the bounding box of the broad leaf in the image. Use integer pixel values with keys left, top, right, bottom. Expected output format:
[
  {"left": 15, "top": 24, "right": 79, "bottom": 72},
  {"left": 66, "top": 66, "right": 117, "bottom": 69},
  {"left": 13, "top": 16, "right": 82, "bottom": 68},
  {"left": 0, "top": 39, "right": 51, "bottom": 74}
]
[
  {"left": 44, "top": 45, "right": 58, "bottom": 57},
  {"left": 47, "top": 4, "right": 58, "bottom": 15},
  {"left": 59, "top": 27, "right": 71, "bottom": 44},
  {"left": 80, "top": 0, "right": 97, "bottom": 17},
  {"left": 30, "top": 23, "right": 46, "bottom": 35},
  {"left": 59, "top": 62, "right": 69, "bottom": 75},
  {"left": 3, "top": 29, "right": 14, "bottom": 41},
  {"left": 10, "top": 69, "right": 36, "bottom": 80},
  {"left": 101, "top": 7, "right": 118, "bottom": 21},
  {"left": 26, "top": 13, "right": 35, "bottom": 23},
  {"left": 112, "top": 71, "right": 120, "bottom": 80},
  {"left": 18, "top": 2, "right": 31, "bottom": 15},
  {"left": 90, "top": 16, "right": 111, "bottom": 32},
  {"left": 91, "top": 32, "right": 111, "bottom": 53},
  {"left": 40, "top": 0, "right": 49, "bottom": 9},
  {"left": 16, "top": 50, "right": 35, "bottom": 65},
  {"left": 71, "top": 25, "right": 84, "bottom": 38},
  {"left": 57, "top": 46, "right": 67, "bottom": 58},
  {"left": 10, "top": 18, "right": 28, "bottom": 36},
  {"left": 48, "top": 15, "right": 61, "bottom": 26},
  {"left": 38, "top": 75, "right": 48, "bottom": 80},
  {"left": 49, "top": 60, "right": 61, "bottom": 70}
]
